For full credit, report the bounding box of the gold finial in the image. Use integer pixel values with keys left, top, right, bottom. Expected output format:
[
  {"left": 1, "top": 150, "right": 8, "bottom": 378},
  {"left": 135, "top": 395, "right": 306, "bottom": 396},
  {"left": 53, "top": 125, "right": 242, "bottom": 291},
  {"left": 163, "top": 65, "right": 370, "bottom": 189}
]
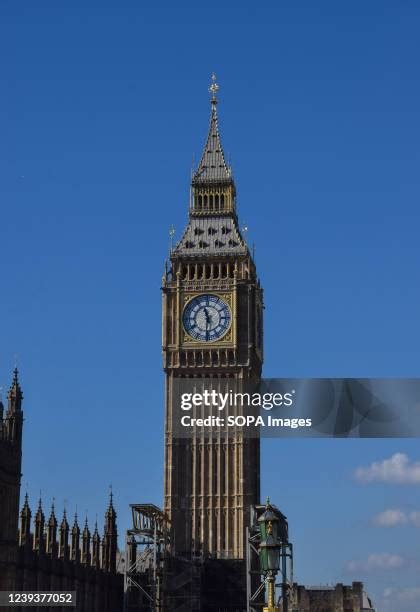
[{"left": 209, "top": 73, "right": 219, "bottom": 102}]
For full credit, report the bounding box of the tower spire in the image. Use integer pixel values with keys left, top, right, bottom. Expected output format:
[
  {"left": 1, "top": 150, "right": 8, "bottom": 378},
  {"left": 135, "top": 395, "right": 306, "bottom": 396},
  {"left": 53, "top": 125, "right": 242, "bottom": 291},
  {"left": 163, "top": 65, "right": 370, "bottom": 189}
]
[
  {"left": 19, "top": 493, "right": 32, "bottom": 546},
  {"left": 8, "top": 367, "right": 23, "bottom": 413},
  {"left": 46, "top": 500, "right": 58, "bottom": 555},
  {"left": 82, "top": 516, "right": 91, "bottom": 565},
  {"left": 71, "top": 512, "right": 81, "bottom": 562},
  {"left": 103, "top": 491, "right": 118, "bottom": 573},
  {"left": 33, "top": 497, "right": 45, "bottom": 551},
  {"left": 59, "top": 508, "right": 70, "bottom": 560},
  {"left": 193, "top": 74, "right": 232, "bottom": 186},
  {"left": 173, "top": 75, "right": 248, "bottom": 256},
  {"left": 92, "top": 518, "right": 101, "bottom": 569}
]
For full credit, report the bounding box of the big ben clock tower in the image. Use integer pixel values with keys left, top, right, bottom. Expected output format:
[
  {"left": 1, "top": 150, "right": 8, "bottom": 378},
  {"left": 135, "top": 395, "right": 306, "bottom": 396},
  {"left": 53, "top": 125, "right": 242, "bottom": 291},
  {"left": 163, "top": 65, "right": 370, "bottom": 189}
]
[{"left": 162, "top": 76, "right": 263, "bottom": 563}]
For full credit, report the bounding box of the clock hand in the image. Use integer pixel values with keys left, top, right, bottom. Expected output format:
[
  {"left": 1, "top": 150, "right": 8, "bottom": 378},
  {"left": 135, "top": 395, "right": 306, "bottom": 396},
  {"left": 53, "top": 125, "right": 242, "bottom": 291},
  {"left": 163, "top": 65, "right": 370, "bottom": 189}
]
[{"left": 204, "top": 307, "right": 211, "bottom": 329}]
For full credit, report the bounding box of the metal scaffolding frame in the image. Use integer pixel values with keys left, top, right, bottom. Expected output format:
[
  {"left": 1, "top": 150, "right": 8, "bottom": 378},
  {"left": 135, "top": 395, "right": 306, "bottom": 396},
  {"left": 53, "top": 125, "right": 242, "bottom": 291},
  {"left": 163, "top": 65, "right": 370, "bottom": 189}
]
[
  {"left": 123, "top": 502, "right": 205, "bottom": 612},
  {"left": 123, "top": 504, "right": 171, "bottom": 612},
  {"left": 124, "top": 501, "right": 293, "bottom": 611},
  {"left": 246, "top": 504, "right": 294, "bottom": 612}
]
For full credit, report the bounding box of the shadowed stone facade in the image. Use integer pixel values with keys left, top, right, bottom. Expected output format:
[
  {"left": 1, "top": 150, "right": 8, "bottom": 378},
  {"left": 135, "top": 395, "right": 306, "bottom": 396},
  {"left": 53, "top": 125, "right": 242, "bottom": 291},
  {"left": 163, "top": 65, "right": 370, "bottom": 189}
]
[{"left": 0, "top": 369, "right": 24, "bottom": 591}]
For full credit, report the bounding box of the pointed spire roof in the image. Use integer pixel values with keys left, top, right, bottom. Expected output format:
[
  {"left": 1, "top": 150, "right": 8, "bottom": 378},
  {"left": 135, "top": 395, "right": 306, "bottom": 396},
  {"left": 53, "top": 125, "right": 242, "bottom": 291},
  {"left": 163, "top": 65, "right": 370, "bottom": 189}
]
[
  {"left": 193, "top": 74, "right": 233, "bottom": 184},
  {"left": 83, "top": 517, "right": 90, "bottom": 537},
  {"left": 105, "top": 489, "right": 117, "bottom": 521},
  {"left": 48, "top": 500, "right": 57, "bottom": 526},
  {"left": 104, "top": 489, "right": 117, "bottom": 539},
  {"left": 92, "top": 519, "right": 100, "bottom": 541},
  {"left": 72, "top": 512, "right": 80, "bottom": 534},
  {"left": 60, "top": 508, "right": 69, "bottom": 531},
  {"left": 8, "top": 367, "right": 23, "bottom": 410},
  {"left": 21, "top": 493, "right": 31, "bottom": 518},
  {"left": 35, "top": 497, "right": 44, "bottom": 522}
]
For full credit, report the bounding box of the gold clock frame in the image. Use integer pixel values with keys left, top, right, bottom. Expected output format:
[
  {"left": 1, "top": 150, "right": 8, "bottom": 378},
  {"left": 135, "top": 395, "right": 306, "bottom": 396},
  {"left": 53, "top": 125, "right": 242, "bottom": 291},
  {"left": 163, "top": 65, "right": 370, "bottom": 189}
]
[{"left": 181, "top": 292, "right": 235, "bottom": 345}]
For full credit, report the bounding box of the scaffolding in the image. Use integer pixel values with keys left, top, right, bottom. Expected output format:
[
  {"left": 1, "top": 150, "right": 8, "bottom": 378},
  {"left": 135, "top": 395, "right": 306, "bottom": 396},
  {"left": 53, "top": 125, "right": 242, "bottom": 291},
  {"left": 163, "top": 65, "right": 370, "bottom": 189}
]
[
  {"left": 164, "top": 551, "right": 203, "bottom": 612},
  {"left": 124, "top": 504, "right": 171, "bottom": 612},
  {"left": 124, "top": 501, "right": 292, "bottom": 611}
]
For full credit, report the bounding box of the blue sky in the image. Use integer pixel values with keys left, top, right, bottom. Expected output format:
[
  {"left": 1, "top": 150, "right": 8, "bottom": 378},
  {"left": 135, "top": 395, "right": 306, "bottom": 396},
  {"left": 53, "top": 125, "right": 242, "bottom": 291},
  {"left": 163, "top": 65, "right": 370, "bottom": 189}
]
[{"left": 1, "top": 1, "right": 420, "bottom": 609}]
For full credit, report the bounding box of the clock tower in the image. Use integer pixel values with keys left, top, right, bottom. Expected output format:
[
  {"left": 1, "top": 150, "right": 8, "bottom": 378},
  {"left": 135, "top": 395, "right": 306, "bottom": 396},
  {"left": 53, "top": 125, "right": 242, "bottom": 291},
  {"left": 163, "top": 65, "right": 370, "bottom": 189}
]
[{"left": 162, "top": 76, "right": 263, "bottom": 561}]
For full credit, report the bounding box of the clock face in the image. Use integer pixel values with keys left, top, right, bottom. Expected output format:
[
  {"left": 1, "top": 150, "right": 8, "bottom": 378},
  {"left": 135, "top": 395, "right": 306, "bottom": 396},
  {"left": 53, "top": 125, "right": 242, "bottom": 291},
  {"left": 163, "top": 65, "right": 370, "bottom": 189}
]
[{"left": 183, "top": 294, "right": 231, "bottom": 342}]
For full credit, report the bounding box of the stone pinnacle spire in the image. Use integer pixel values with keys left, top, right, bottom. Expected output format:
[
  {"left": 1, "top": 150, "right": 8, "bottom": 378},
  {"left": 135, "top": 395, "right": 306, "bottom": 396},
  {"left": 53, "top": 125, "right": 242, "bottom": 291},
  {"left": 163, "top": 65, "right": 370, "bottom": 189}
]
[
  {"left": 19, "top": 493, "right": 32, "bottom": 546},
  {"left": 192, "top": 74, "right": 232, "bottom": 184},
  {"left": 8, "top": 367, "right": 23, "bottom": 412}
]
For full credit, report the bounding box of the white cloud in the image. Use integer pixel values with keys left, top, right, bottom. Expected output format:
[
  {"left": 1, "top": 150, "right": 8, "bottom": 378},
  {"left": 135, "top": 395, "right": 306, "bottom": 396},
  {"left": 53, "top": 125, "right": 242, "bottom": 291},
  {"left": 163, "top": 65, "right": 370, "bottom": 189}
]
[
  {"left": 372, "top": 509, "right": 420, "bottom": 528},
  {"left": 354, "top": 453, "right": 420, "bottom": 485},
  {"left": 373, "top": 508, "right": 407, "bottom": 527},
  {"left": 381, "top": 587, "right": 420, "bottom": 612},
  {"left": 346, "top": 553, "right": 405, "bottom": 573}
]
